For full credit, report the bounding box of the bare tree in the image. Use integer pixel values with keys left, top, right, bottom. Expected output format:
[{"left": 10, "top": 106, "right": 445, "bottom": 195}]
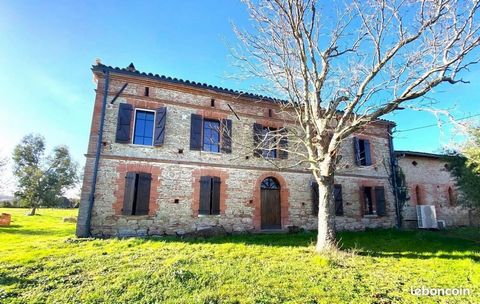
[{"left": 233, "top": 0, "right": 480, "bottom": 251}]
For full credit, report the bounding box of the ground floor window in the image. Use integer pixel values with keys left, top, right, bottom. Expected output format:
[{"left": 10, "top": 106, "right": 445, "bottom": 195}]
[
  {"left": 311, "top": 182, "right": 344, "bottom": 216},
  {"left": 122, "top": 172, "right": 152, "bottom": 215},
  {"left": 199, "top": 176, "right": 221, "bottom": 215},
  {"left": 362, "top": 186, "right": 386, "bottom": 216}
]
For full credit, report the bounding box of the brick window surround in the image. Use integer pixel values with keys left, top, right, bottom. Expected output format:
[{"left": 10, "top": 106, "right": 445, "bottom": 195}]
[
  {"left": 191, "top": 168, "right": 229, "bottom": 217},
  {"left": 358, "top": 180, "right": 385, "bottom": 217},
  {"left": 113, "top": 162, "right": 161, "bottom": 216},
  {"left": 253, "top": 172, "right": 290, "bottom": 230},
  {"left": 353, "top": 134, "right": 376, "bottom": 165}
]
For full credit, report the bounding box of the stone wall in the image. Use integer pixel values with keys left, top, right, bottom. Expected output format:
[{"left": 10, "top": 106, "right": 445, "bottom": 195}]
[
  {"left": 397, "top": 154, "right": 474, "bottom": 228},
  {"left": 77, "top": 68, "right": 397, "bottom": 237}
]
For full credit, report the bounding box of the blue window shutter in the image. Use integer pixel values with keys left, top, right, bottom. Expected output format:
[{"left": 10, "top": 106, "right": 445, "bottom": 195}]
[
  {"left": 375, "top": 186, "right": 386, "bottom": 216},
  {"left": 334, "top": 184, "right": 344, "bottom": 216},
  {"left": 199, "top": 176, "right": 211, "bottom": 215},
  {"left": 253, "top": 123, "right": 263, "bottom": 157},
  {"left": 353, "top": 137, "right": 361, "bottom": 165},
  {"left": 364, "top": 139, "right": 372, "bottom": 165},
  {"left": 211, "top": 177, "right": 221, "bottom": 215},
  {"left": 279, "top": 129, "right": 288, "bottom": 159},
  {"left": 116, "top": 103, "right": 133, "bottom": 143},
  {"left": 311, "top": 182, "right": 319, "bottom": 215},
  {"left": 122, "top": 172, "right": 136, "bottom": 215},
  {"left": 190, "top": 114, "right": 203, "bottom": 150},
  {"left": 135, "top": 173, "right": 152, "bottom": 215},
  {"left": 154, "top": 107, "right": 167, "bottom": 146}
]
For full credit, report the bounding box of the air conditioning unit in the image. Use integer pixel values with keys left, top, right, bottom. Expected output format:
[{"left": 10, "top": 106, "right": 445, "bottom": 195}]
[{"left": 416, "top": 205, "right": 438, "bottom": 229}]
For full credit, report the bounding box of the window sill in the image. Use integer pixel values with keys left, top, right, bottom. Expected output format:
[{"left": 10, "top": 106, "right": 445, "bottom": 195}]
[
  {"left": 363, "top": 214, "right": 378, "bottom": 219},
  {"left": 200, "top": 150, "right": 222, "bottom": 155},
  {"left": 197, "top": 214, "right": 221, "bottom": 218},
  {"left": 128, "top": 144, "right": 154, "bottom": 148}
]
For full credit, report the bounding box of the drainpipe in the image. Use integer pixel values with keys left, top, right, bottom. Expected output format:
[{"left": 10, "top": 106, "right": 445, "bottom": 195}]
[
  {"left": 83, "top": 69, "right": 110, "bottom": 237},
  {"left": 388, "top": 125, "right": 402, "bottom": 228}
]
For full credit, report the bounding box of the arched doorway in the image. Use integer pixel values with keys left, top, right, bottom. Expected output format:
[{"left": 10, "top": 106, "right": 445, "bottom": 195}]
[{"left": 261, "top": 177, "right": 281, "bottom": 229}]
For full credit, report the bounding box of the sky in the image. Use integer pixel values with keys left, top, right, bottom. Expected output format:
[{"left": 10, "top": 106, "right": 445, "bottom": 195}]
[{"left": 0, "top": 0, "right": 479, "bottom": 197}]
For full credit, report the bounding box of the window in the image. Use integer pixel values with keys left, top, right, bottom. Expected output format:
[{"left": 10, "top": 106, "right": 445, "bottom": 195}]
[
  {"left": 311, "top": 183, "right": 343, "bottom": 216},
  {"left": 363, "top": 186, "right": 374, "bottom": 215},
  {"left": 144, "top": 87, "right": 149, "bottom": 97},
  {"left": 122, "top": 172, "right": 152, "bottom": 216},
  {"left": 133, "top": 110, "right": 154, "bottom": 145},
  {"left": 354, "top": 137, "right": 372, "bottom": 166},
  {"left": 190, "top": 114, "right": 232, "bottom": 153},
  {"left": 203, "top": 119, "right": 221, "bottom": 152},
  {"left": 362, "top": 186, "right": 386, "bottom": 216},
  {"left": 333, "top": 184, "right": 344, "bottom": 216},
  {"left": 253, "top": 123, "right": 288, "bottom": 159},
  {"left": 199, "top": 176, "right": 221, "bottom": 215},
  {"left": 261, "top": 126, "right": 277, "bottom": 158}
]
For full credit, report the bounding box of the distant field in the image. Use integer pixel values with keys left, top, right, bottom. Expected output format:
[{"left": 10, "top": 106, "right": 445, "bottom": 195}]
[{"left": 0, "top": 208, "right": 479, "bottom": 303}]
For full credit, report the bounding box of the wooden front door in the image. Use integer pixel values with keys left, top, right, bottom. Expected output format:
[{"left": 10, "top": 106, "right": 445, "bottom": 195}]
[{"left": 261, "top": 177, "right": 281, "bottom": 229}]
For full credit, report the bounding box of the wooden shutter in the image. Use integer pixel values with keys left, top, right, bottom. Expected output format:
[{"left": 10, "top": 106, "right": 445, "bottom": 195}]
[
  {"left": 334, "top": 184, "right": 344, "bottom": 216},
  {"left": 359, "top": 186, "right": 365, "bottom": 216},
  {"left": 122, "top": 172, "right": 137, "bottom": 215},
  {"left": 375, "top": 186, "right": 386, "bottom": 216},
  {"left": 278, "top": 129, "right": 288, "bottom": 159},
  {"left": 211, "top": 177, "right": 221, "bottom": 215},
  {"left": 364, "top": 139, "right": 372, "bottom": 165},
  {"left": 190, "top": 114, "right": 203, "bottom": 150},
  {"left": 353, "top": 137, "right": 361, "bottom": 165},
  {"left": 253, "top": 123, "right": 263, "bottom": 157},
  {"left": 153, "top": 107, "right": 167, "bottom": 146},
  {"left": 311, "top": 182, "right": 319, "bottom": 215},
  {"left": 199, "top": 176, "right": 212, "bottom": 215},
  {"left": 221, "top": 119, "right": 232, "bottom": 154},
  {"left": 116, "top": 103, "right": 133, "bottom": 143},
  {"left": 135, "top": 173, "right": 151, "bottom": 215}
]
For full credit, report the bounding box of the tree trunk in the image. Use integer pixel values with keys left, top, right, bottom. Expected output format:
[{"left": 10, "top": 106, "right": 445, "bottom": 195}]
[
  {"left": 28, "top": 207, "right": 36, "bottom": 216},
  {"left": 315, "top": 176, "right": 336, "bottom": 252}
]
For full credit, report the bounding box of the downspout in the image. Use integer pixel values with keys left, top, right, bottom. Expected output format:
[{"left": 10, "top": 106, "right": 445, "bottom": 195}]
[
  {"left": 388, "top": 125, "right": 402, "bottom": 228},
  {"left": 84, "top": 69, "right": 110, "bottom": 237}
]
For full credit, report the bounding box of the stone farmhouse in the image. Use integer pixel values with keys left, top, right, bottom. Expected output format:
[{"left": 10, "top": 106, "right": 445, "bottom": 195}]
[
  {"left": 76, "top": 62, "right": 400, "bottom": 237},
  {"left": 396, "top": 151, "right": 478, "bottom": 228},
  {"left": 76, "top": 62, "right": 477, "bottom": 238}
]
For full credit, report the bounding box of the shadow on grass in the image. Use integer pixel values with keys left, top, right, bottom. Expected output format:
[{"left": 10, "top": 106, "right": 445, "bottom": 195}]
[
  {"left": 137, "top": 228, "right": 480, "bottom": 260},
  {"left": 0, "top": 225, "right": 70, "bottom": 236}
]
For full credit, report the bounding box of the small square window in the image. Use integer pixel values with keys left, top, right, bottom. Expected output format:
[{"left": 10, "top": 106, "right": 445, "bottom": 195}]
[{"left": 144, "top": 87, "right": 150, "bottom": 97}]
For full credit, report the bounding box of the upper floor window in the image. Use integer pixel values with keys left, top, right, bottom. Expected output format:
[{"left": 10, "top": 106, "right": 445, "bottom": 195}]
[
  {"left": 190, "top": 114, "right": 232, "bottom": 153},
  {"left": 253, "top": 123, "right": 288, "bottom": 159},
  {"left": 354, "top": 137, "right": 372, "bottom": 166},
  {"left": 133, "top": 110, "right": 154, "bottom": 145},
  {"left": 203, "top": 119, "right": 221, "bottom": 153},
  {"left": 261, "top": 126, "right": 277, "bottom": 158}
]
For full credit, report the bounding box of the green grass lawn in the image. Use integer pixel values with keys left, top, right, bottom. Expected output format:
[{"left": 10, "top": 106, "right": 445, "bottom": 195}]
[{"left": 0, "top": 208, "right": 479, "bottom": 303}]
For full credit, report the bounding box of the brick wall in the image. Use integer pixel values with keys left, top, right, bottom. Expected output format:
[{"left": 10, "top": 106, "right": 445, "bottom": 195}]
[
  {"left": 77, "top": 68, "right": 397, "bottom": 237},
  {"left": 398, "top": 155, "right": 474, "bottom": 227}
]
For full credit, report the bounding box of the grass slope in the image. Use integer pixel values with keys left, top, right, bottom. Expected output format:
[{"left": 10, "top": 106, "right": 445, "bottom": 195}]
[{"left": 0, "top": 208, "right": 479, "bottom": 303}]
